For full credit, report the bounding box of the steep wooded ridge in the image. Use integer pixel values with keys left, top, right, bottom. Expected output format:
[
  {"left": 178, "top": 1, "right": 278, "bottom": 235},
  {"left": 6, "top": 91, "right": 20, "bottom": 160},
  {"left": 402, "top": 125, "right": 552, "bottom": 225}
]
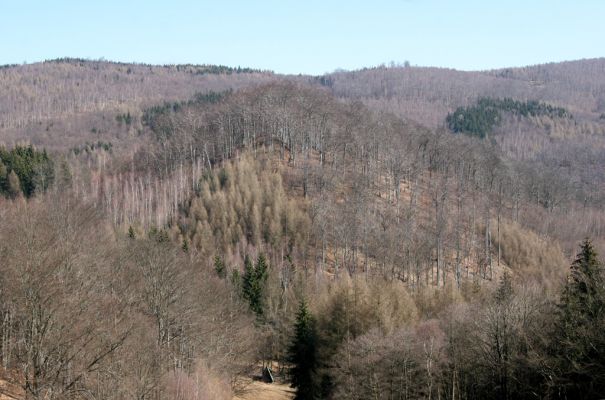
[
  {"left": 0, "top": 58, "right": 605, "bottom": 400},
  {"left": 0, "top": 58, "right": 275, "bottom": 149}
]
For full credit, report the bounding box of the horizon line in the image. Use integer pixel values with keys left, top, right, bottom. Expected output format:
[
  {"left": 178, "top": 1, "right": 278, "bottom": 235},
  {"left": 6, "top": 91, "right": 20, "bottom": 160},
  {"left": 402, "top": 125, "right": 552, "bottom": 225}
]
[{"left": 3, "top": 56, "right": 605, "bottom": 76}]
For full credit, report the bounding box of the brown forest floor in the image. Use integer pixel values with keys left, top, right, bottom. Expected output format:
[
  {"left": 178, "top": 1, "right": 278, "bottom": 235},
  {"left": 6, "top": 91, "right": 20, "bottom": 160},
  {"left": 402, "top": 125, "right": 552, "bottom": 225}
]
[
  {"left": 0, "top": 377, "right": 22, "bottom": 400},
  {"left": 233, "top": 380, "right": 295, "bottom": 400},
  {"left": 0, "top": 377, "right": 295, "bottom": 400}
]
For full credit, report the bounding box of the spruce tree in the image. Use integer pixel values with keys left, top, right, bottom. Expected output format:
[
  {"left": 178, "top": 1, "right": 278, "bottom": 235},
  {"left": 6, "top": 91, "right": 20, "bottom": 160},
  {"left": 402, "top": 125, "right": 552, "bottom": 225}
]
[
  {"left": 0, "top": 161, "right": 7, "bottom": 194},
  {"left": 550, "top": 239, "right": 605, "bottom": 398},
  {"left": 242, "top": 255, "right": 255, "bottom": 307},
  {"left": 252, "top": 254, "right": 269, "bottom": 315},
  {"left": 288, "top": 299, "right": 319, "bottom": 400},
  {"left": 214, "top": 255, "right": 226, "bottom": 279},
  {"left": 255, "top": 253, "right": 268, "bottom": 287},
  {"left": 241, "top": 254, "right": 269, "bottom": 316}
]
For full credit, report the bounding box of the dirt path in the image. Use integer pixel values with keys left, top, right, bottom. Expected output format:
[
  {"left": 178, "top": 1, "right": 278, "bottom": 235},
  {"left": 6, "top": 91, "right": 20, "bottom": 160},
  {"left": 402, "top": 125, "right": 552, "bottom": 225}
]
[{"left": 233, "top": 380, "right": 295, "bottom": 400}]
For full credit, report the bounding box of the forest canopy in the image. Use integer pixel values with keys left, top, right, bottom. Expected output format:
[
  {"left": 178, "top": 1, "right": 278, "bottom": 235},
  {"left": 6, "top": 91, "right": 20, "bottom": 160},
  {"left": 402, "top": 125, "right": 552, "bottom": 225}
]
[
  {"left": 0, "top": 58, "right": 604, "bottom": 400},
  {"left": 0, "top": 145, "right": 54, "bottom": 198},
  {"left": 446, "top": 97, "right": 571, "bottom": 138}
]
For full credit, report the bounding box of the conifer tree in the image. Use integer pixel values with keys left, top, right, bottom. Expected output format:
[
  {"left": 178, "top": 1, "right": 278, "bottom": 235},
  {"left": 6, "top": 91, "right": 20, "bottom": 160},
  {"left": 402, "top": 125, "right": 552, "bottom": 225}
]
[
  {"left": 241, "top": 254, "right": 269, "bottom": 316},
  {"left": 128, "top": 225, "right": 136, "bottom": 239},
  {"left": 550, "top": 239, "right": 605, "bottom": 399},
  {"left": 214, "top": 255, "right": 226, "bottom": 279},
  {"left": 242, "top": 255, "right": 255, "bottom": 307},
  {"left": 0, "top": 145, "right": 54, "bottom": 197},
  {"left": 255, "top": 253, "right": 268, "bottom": 286},
  {"left": 288, "top": 299, "right": 320, "bottom": 400},
  {"left": 252, "top": 254, "right": 269, "bottom": 315},
  {"left": 0, "top": 161, "right": 7, "bottom": 193}
]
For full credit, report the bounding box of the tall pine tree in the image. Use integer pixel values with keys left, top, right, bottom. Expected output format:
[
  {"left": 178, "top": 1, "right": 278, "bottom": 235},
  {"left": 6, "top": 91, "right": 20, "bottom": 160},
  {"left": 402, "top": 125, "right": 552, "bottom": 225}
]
[
  {"left": 549, "top": 239, "right": 605, "bottom": 399},
  {"left": 255, "top": 254, "right": 268, "bottom": 289},
  {"left": 0, "top": 161, "right": 7, "bottom": 193},
  {"left": 288, "top": 299, "right": 320, "bottom": 400},
  {"left": 242, "top": 254, "right": 269, "bottom": 316},
  {"left": 242, "top": 255, "right": 256, "bottom": 309},
  {"left": 214, "top": 255, "right": 226, "bottom": 278}
]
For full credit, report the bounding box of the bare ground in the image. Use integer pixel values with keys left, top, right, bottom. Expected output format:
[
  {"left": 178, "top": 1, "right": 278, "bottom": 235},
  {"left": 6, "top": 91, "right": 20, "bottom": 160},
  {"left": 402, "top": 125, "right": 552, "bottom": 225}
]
[{"left": 233, "top": 380, "right": 295, "bottom": 400}]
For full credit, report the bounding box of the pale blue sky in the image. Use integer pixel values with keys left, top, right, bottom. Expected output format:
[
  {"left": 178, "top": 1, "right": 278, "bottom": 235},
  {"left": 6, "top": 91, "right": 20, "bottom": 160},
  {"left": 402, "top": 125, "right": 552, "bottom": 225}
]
[{"left": 1, "top": 0, "right": 603, "bottom": 75}]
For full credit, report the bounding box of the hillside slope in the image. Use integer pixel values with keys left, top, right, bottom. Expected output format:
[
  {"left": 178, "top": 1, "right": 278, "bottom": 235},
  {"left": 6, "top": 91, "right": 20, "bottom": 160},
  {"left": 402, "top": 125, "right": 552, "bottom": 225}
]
[
  {"left": 316, "top": 58, "right": 605, "bottom": 127},
  {"left": 0, "top": 59, "right": 275, "bottom": 149},
  {"left": 1, "top": 58, "right": 605, "bottom": 399}
]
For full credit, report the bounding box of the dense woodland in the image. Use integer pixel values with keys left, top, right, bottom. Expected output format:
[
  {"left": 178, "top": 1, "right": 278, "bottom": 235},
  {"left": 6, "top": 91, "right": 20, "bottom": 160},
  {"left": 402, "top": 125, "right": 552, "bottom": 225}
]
[
  {"left": 0, "top": 58, "right": 605, "bottom": 399},
  {"left": 446, "top": 97, "right": 572, "bottom": 139}
]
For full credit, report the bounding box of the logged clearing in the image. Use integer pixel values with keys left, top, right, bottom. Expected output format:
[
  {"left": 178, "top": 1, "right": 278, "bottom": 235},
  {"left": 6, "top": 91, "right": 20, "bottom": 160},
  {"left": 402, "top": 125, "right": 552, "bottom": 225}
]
[{"left": 234, "top": 380, "right": 295, "bottom": 400}]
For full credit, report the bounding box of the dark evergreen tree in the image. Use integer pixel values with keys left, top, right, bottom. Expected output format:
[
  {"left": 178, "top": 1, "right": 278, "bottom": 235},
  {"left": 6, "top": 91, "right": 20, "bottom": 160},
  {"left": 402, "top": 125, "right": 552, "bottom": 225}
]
[
  {"left": 288, "top": 299, "right": 320, "bottom": 400},
  {"left": 0, "top": 161, "right": 7, "bottom": 193},
  {"left": 0, "top": 145, "right": 54, "bottom": 197},
  {"left": 255, "top": 254, "right": 269, "bottom": 287},
  {"left": 127, "top": 226, "right": 136, "bottom": 239},
  {"left": 214, "top": 255, "right": 226, "bottom": 278},
  {"left": 241, "top": 254, "right": 269, "bottom": 316},
  {"left": 549, "top": 239, "right": 605, "bottom": 399},
  {"left": 242, "top": 255, "right": 255, "bottom": 308},
  {"left": 446, "top": 97, "right": 571, "bottom": 139}
]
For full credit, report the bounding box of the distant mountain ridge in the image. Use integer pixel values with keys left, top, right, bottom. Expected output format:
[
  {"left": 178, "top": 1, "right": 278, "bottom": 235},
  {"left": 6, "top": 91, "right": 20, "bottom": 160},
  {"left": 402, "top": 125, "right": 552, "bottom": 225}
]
[
  {"left": 1, "top": 57, "right": 605, "bottom": 150},
  {"left": 319, "top": 58, "right": 605, "bottom": 127},
  {"left": 0, "top": 59, "right": 275, "bottom": 148}
]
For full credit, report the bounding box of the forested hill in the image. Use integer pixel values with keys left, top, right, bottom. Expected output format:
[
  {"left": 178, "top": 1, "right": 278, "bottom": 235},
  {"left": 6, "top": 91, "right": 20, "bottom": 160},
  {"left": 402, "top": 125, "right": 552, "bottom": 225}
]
[
  {"left": 1, "top": 57, "right": 605, "bottom": 399},
  {"left": 0, "top": 58, "right": 275, "bottom": 149},
  {"left": 319, "top": 58, "right": 605, "bottom": 127},
  {"left": 1, "top": 57, "right": 605, "bottom": 245},
  {"left": 316, "top": 59, "right": 605, "bottom": 206},
  {"left": 3, "top": 58, "right": 605, "bottom": 149}
]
